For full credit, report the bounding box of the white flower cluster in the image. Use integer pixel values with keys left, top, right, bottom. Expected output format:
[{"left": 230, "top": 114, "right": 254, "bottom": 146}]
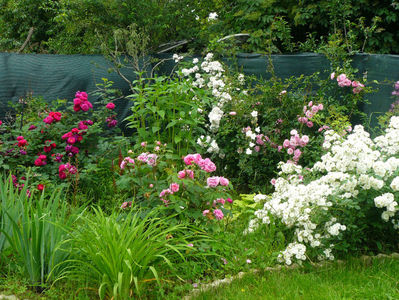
[
  {"left": 248, "top": 116, "right": 399, "bottom": 264},
  {"left": 173, "top": 54, "right": 183, "bottom": 63},
  {"left": 208, "top": 106, "right": 224, "bottom": 132},
  {"left": 180, "top": 53, "right": 234, "bottom": 135},
  {"left": 277, "top": 242, "right": 307, "bottom": 265},
  {"left": 374, "top": 193, "right": 398, "bottom": 221},
  {"left": 208, "top": 12, "right": 218, "bottom": 21},
  {"left": 197, "top": 135, "right": 220, "bottom": 154}
]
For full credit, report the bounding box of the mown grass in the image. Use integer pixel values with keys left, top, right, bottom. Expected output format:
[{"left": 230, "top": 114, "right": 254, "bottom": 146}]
[{"left": 193, "top": 257, "right": 399, "bottom": 300}]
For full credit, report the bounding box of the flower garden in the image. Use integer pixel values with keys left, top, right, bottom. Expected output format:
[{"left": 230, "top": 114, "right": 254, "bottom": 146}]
[{"left": 1, "top": 2, "right": 399, "bottom": 299}]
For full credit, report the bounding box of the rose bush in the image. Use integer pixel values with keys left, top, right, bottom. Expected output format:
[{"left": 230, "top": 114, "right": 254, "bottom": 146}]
[{"left": 248, "top": 116, "right": 399, "bottom": 265}]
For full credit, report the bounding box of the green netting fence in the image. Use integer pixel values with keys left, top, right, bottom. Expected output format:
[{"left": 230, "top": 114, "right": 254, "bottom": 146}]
[{"left": 1, "top": 52, "right": 398, "bottom": 130}]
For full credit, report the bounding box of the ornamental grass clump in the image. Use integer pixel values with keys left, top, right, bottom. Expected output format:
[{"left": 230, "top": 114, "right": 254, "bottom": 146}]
[
  {"left": 248, "top": 116, "right": 399, "bottom": 265},
  {"left": 1, "top": 180, "right": 80, "bottom": 288},
  {"left": 67, "top": 208, "right": 194, "bottom": 300}
]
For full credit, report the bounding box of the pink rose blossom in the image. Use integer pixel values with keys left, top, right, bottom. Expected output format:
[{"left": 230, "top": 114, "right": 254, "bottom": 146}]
[
  {"left": 186, "top": 169, "right": 194, "bottom": 179},
  {"left": 178, "top": 170, "right": 186, "bottom": 179},
  {"left": 141, "top": 141, "right": 147, "bottom": 147},
  {"left": 219, "top": 177, "right": 229, "bottom": 186},
  {"left": 202, "top": 209, "right": 210, "bottom": 216},
  {"left": 287, "top": 148, "right": 294, "bottom": 155},
  {"left": 159, "top": 189, "right": 172, "bottom": 197},
  {"left": 217, "top": 198, "right": 226, "bottom": 205},
  {"left": 170, "top": 183, "right": 180, "bottom": 193},
  {"left": 226, "top": 198, "right": 233, "bottom": 203},
  {"left": 229, "top": 111, "right": 237, "bottom": 116},
  {"left": 301, "top": 135, "right": 309, "bottom": 144},
  {"left": 283, "top": 139, "right": 290, "bottom": 148},
  {"left": 207, "top": 176, "right": 220, "bottom": 188},
  {"left": 213, "top": 209, "right": 224, "bottom": 220},
  {"left": 306, "top": 121, "right": 313, "bottom": 128}
]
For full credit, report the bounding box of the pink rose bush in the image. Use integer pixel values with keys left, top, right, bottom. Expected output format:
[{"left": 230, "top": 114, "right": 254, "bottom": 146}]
[{"left": 117, "top": 146, "right": 232, "bottom": 226}]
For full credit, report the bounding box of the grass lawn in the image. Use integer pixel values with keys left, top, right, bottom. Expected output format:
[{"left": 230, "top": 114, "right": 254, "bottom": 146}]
[{"left": 193, "top": 257, "right": 399, "bottom": 300}]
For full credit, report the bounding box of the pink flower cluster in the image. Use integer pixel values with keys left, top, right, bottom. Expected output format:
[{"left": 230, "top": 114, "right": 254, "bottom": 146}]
[
  {"left": 51, "top": 153, "right": 63, "bottom": 162},
  {"left": 202, "top": 208, "right": 224, "bottom": 220},
  {"left": 331, "top": 73, "right": 364, "bottom": 94},
  {"left": 298, "top": 101, "right": 323, "bottom": 128},
  {"left": 78, "top": 120, "right": 93, "bottom": 130},
  {"left": 59, "top": 163, "right": 77, "bottom": 180},
  {"left": 11, "top": 175, "right": 30, "bottom": 196},
  {"left": 43, "top": 140, "right": 56, "bottom": 153},
  {"left": 206, "top": 176, "right": 229, "bottom": 188},
  {"left": 120, "top": 157, "right": 135, "bottom": 169},
  {"left": 106, "top": 115, "right": 118, "bottom": 128},
  {"left": 282, "top": 130, "right": 309, "bottom": 162},
  {"left": 137, "top": 153, "right": 158, "bottom": 166},
  {"left": 73, "top": 91, "right": 92, "bottom": 112},
  {"left": 159, "top": 183, "right": 180, "bottom": 205},
  {"left": 178, "top": 169, "right": 194, "bottom": 179},
  {"left": 184, "top": 154, "right": 216, "bottom": 173},
  {"left": 16, "top": 136, "right": 28, "bottom": 148},
  {"left": 43, "top": 112, "right": 62, "bottom": 124},
  {"left": 62, "top": 128, "right": 84, "bottom": 145},
  {"left": 34, "top": 154, "right": 47, "bottom": 166},
  {"left": 318, "top": 125, "right": 330, "bottom": 132}
]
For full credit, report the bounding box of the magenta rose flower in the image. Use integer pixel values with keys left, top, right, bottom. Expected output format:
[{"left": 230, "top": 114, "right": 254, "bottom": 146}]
[{"left": 106, "top": 102, "right": 115, "bottom": 110}]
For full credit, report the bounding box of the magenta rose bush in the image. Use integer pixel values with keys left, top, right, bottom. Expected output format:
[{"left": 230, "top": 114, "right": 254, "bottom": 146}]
[{"left": 0, "top": 91, "right": 129, "bottom": 203}]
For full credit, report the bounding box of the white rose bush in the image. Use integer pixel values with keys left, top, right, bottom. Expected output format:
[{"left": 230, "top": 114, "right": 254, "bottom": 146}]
[{"left": 248, "top": 116, "right": 399, "bottom": 265}]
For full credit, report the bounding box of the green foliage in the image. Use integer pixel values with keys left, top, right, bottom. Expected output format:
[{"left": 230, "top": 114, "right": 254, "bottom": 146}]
[
  {"left": 1, "top": 0, "right": 399, "bottom": 54},
  {"left": 0, "top": 0, "right": 60, "bottom": 52},
  {"left": 1, "top": 181, "right": 81, "bottom": 288},
  {"left": 0, "top": 175, "right": 25, "bottom": 254},
  {"left": 67, "top": 208, "right": 196, "bottom": 299},
  {"left": 124, "top": 75, "right": 205, "bottom": 155}
]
